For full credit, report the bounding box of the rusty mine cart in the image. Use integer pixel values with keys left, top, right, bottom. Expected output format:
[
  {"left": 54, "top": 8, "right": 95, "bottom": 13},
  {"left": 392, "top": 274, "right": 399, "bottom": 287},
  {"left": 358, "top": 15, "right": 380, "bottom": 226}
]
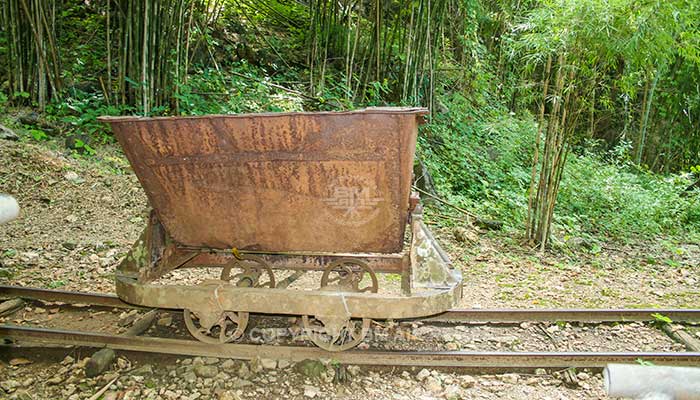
[{"left": 99, "top": 107, "right": 462, "bottom": 351}]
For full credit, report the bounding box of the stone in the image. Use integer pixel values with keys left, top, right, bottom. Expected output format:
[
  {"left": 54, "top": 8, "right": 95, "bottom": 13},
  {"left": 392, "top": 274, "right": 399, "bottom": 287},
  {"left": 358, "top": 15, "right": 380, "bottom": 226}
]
[
  {"left": 8, "top": 389, "right": 33, "bottom": 400},
  {"left": 490, "top": 335, "right": 518, "bottom": 344},
  {"left": 9, "top": 358, "right": 31, "bottom": 366},
  {"left": 193, "top": 365, "right": 218, "bottom": 378},
  {"left": 500, "top": 373, "right": 519, "bottom": 384},
  {"left": 444, "top": 384, "right": 462, "bottom": 399},
  {"left": 1, "top": 380, "right": 21, "bottom": 393},
  {"left": 576, "top": 372, "right": 590, "bottom": 381},
  {"left": 116, "top": 358, "right": 130, "bottom": 370},
  {"left": 295, "top": 359, "right": 326, "bottom": 379},
  {"left": 416, "top": 368, "right": 431, "bottom": 382},
  {"left": 445, "top": 342, "right": 459, "bottom": 351},
  {"left": 535, "top": 368, "right": 547, "bottom": 375},
  {"left": 205, "top": 357, "right": 220, "bottom": 365},
  {"left": 221, "top": 359, "right": 236, "bottom": 370},
  {"left": 157, "top": 315, "right": 173, "bottom": 327},
  {"left": 237, "top": 362, "right": 251, "bottom": 379},
  {"left": 182, "top": 371, "right": 197, "bottom": 384},
  {"left": 0, "top": 124, "right": 18, "bottom": 141},
  {"left": 132, "top": 364, "right": 153, "bottom": 375},
  {"left": 277, "top": 359, "right": 291, "bottom": 369},
  {"left": 218, "top": 391, "right": 241, "bottom": 400},
  {"left": 346, "top": 365, "right": 361, "bottom": 377},
  {"left": 260, "top": 358, "right": 277, "bottom": 369},
  {"left": 546, "top": 325, "right": 560, "bottom": 334},
  {"left": 303, "top": 385, "right": 320, "bottom": 398},
  {"left": 85, "top": 348, "right": 116, "bottom": 377},
  {"left": 192, "top": 357, "right": 205, "bottom": 366},
  {"left": 424, "top": 376, "right": 442, "bottom": 394},
  {"left": 46, "top": 376, "right": 64, "bottom": 385},
  {"left": 63, "top": 171, "right": 83, "bottom": 184},
  {"left": 453, "top": 226, "right": 478, "bottom": 244},
  {"left": 249, "top": 357, "right": 263, "bottom": 374},
  {"left": 460, "top": 375, "right": 476, "bottom": 388},
  {"left": 231, "top": 379, "right": 252, "bottom": 389}
]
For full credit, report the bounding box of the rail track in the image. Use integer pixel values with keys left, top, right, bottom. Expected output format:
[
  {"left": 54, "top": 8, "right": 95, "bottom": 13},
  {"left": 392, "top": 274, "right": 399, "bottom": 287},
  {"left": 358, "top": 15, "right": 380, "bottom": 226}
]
[{"left": 1, "top": 285, "right": 700, "bottom": 369}]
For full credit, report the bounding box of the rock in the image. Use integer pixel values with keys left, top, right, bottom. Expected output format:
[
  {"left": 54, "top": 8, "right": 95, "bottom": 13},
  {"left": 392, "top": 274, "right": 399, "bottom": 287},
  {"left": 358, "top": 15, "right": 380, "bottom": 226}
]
[
  {"left": 460, "top": 375, "right": 476, "bottom": 388},
  {"left": 1, "top": 380, "right": 21, "bottom": 393},
  {"left": 231, "top": 378, "right": 253, "bottom": 389},
  {"left": 576, "top": 372, "right": 590, "bottom": 381},
  {"left": 9, "top": 358, "right": 32, "bottom": 366},
  {"left": 193, "top": 365, "right": 218, "bottom": 378},
  {"left": 445, "top": 342, "right": 459, "bottom": 351},
  {"left": 453, "top": 227, "right": 478, "bottom": 244},
  {"left": 303, "top": 385, "right": 320, "bottom": 398},
  {"left": 205, "top": 357, "right": 220, "bottom": 365},
  {"left": 19, "top": 112, "right": 40, "bottom": 126},
  {"left": 416, "top": 368, "right": 431, "bottom": 382},
  {"left": 444, "top": 384, "right": 461, "bottom": 399},
  {"left": 237, "top": 362, "right": 251, "bottom": 378},
  {"left": 295, "top": 359, "right": 326, "bottom": 379},
  {"left": 346, "top": 365, "right": 361, "bottom": 377},
  {"left": 249, "top": 357, "right": 263, "bottom": 374},
  {"left": 546, "top": 325, "right": 560, "bottom": 334},
  {"left": 535, "top": 368, "right": 547, "bottom": 375},
  {"left": 63, "top": 171, "right": 84, "bottom": 184},
  {"left": 277, "top": 359, "right": 291, "bottom": 369},
  {"left": 260, "top": 358, "right": 277, "bottom": 369},
  {"left": 8, "top": 389, "right": 33, "bottom": 400},
  {"left": 182, "top": 371, "right": 197, "bottom": 384},
  {"left": 116, "top": 358, "right": 130, "bottom": 370},
  {"left": 490, "top": 335, "right": 518, "bottom": 344},
  {"left": 20, "top": 378, "right": 34, "bottom": 387},
  {"left": 46, "top": 376, "right": 64, "bottom": 385},
  {"left": 0, "top": 124, "right": 18, "bottom": 141},
  {"left": 500, "top": 373, "right": 519, "bottom": 384},
  {"left": 218, "top": 390, "right": 241, "bottom": 400},
  {"left": 85, "top": 348, "right": 116, "bottom": 377},
  {"left": 157, "top": 315, "right": 173, "bottom": 327},
  {"left": 424, "top": 376, "right": 442, "bottom": 394},
  {"left": 131, "top": 364, "right": 153, "bottom": 375},
  {"left": 221, "top": 359, "right": 236, "bottom": 370}
]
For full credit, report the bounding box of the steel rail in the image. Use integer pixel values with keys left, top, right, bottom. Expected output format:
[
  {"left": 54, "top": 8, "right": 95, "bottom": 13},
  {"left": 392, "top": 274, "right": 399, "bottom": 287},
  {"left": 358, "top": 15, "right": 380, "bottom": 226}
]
[
  {"left": 1, "top": 325, "right": 699, "bottom": 368},
  {"left": 2, "top": 285, "right": 700, "bottom": 323},
  {"left": 433, "top": 309, "right": 700, "bottom": 323}
]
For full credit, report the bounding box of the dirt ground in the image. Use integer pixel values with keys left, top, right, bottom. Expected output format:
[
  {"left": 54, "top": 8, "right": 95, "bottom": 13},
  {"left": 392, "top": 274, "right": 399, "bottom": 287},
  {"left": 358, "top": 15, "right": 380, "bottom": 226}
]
[{"left": 1, "top": 137, "right": 699, "bottom": 400}]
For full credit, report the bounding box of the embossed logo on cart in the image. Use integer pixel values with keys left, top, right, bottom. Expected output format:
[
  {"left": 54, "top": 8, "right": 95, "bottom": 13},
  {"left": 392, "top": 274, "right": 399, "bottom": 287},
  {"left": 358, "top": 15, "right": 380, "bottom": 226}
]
[{"left": 323, "top": 176, "right": 383, "bottom": 226}]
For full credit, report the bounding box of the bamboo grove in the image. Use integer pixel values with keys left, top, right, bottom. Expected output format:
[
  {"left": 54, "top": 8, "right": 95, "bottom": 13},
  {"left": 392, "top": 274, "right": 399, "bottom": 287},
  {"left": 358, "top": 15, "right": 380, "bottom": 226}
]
[{"left": 1, "top": 0, "right": 699, "bottom": 247}]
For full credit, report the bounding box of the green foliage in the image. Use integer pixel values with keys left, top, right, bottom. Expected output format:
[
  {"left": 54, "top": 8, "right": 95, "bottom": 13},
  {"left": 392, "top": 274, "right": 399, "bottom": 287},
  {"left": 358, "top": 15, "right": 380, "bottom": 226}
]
[
  {"left": 47, "top": 90, "right": 129, "bottom": 144},
  {"left": 557, "top": 150, "right": 700, "bottom": 238},
  {"left": 651, "top": 313, "right": 673, "bottom": 326}
]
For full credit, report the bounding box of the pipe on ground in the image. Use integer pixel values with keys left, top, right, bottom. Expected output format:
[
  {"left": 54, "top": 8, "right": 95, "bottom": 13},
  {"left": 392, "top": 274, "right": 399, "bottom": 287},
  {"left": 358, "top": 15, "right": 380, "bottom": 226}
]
[
  {"left": 0, "top": 194, "right": 19, "bottom": 224},
  {"left": 605, "top": 363, "right": 700, "bottom": 399}
]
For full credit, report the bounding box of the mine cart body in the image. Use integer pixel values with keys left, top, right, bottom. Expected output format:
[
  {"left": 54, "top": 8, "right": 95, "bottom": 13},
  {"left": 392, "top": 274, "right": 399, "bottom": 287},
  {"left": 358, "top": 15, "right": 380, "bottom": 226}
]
[{"left": 100, "top": 108, "right": 462, "bottom": 350}]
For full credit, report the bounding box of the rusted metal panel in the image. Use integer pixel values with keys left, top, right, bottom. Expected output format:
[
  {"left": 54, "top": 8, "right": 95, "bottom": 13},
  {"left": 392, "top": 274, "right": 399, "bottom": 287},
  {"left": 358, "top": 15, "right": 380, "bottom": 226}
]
[{"left": 100, "top": 108, "right": 426, "bottom": 253}]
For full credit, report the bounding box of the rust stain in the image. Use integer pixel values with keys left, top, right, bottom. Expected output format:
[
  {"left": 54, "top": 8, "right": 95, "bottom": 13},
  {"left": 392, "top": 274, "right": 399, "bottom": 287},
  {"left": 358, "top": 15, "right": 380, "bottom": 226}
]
[{"left": 99, "top": 108, "right": 427, "bottom": 253}]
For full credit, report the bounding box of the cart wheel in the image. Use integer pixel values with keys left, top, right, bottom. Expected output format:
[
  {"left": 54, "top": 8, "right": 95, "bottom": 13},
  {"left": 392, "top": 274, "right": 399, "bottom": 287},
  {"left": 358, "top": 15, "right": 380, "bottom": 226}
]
[
  {"left": 301, "top": 315, "right": 371, "bottom": 351},
  {"left": 303, "top": 259, "right": 377, "bottom": 351},
  {"left": 221, "top": 254, "right": 276, "bottom": 288},
  {"left": 183, "top": 309, "right": 249, "bottom": 344},
  {"left": 320, "top": 259, "right": 378, "bottom": 293}
]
